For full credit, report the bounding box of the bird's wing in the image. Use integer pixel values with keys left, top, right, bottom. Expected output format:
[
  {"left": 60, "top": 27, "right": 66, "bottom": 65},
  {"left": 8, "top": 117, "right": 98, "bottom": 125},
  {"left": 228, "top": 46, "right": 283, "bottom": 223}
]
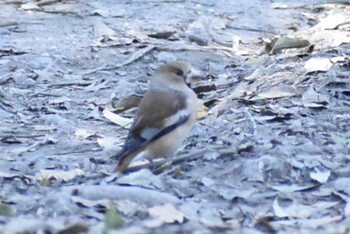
[{"left": 115, "top": 90, "right": 189, "bottom": 169}]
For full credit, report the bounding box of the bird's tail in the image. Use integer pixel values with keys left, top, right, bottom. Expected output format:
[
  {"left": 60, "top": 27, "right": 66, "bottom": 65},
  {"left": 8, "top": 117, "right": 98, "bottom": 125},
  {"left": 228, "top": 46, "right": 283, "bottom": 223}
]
[{"left": 115, "top": 146, "right": 146, "bottom": 173}]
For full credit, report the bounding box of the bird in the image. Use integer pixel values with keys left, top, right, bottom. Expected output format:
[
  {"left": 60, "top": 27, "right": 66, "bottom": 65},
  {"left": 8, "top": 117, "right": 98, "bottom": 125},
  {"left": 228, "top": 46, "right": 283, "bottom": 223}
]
[{"left": 115, "top": 61, "right": 200, "bottom": 173}]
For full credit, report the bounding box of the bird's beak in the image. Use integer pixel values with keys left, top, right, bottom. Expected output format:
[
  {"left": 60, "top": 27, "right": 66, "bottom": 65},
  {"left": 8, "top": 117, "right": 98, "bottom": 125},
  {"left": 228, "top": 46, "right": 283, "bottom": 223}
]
[{"left": 185, "top": 68, "right": 202, "bottom": 88}]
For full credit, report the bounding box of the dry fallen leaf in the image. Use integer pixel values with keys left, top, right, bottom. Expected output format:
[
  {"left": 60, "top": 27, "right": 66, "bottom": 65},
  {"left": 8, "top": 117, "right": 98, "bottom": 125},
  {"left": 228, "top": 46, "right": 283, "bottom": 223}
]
[
  {"left": 316, "top": 12, "right": 349, "bottom": 30},
  {"left": 92, "top": 21, "right": 117, "bottom": 37},
  {"left": 145, "top": 203, "right": 184, "bottom": 227},
  {"left": 249, "top": 86, "right": 297, "bottom": 101},
  {"left": 72, "top": 196, "right": 111, "bottom": 208},
  {"left": 116, "top": 169, "right": 164, "bottom": 189},
  {"left": 310, "top": 169, "right": 331, "bottom": 184},
  {"left": 147, "top": 31, "right": 175, "bottom": 39},
  {"left": 48, "top": 96, "right": 71, "bottom": 104},
  {"left": 97, "top": 136, "right": 119, "bottom": 150},
  {"left": 332, "top": 178, "right": 350, "bottom": 196},
  {"left": 271, "top": 184, "right": 316, "bottom": 193},
  {"left": 302, "top": 87, "right": 329, "bottom": 108},
  {"left": 198, "top": 207, "right": 225, "bottom": 227},
  {"left": 304, "top": 57, "right": 332, "bottom": 73},
  {"left": 33, "top": 125, "right": 57, "bottom": 131},
  {"left": 244, "top": 66, "right": 267, "bottom": 81},
  {"left": 74, "top": 129, "right": 97, "bottom": 139},
  {"left": 36, "top": 169, "right": 85, "bottom": 183},
  {"left": 21, "top": 2, "right": 40, "bottom": 10},
  {"left": 271, "top": 2, "right": 288, "bottom": 9},
  {"left": 270, "top": 36, "right": 310, "bottom": 54},
  {"left": 273, "top": 198, "right": 338, "bottom": 219},
  {"left": 102, "top": 108, "right": 132, "bottom": 128}
]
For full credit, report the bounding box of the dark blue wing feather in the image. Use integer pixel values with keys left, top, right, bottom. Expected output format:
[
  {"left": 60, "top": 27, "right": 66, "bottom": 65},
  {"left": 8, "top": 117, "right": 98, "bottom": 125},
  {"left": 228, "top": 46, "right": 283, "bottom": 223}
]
[{"left": 115, "top": 114, "right": 189, "bottom": 160}]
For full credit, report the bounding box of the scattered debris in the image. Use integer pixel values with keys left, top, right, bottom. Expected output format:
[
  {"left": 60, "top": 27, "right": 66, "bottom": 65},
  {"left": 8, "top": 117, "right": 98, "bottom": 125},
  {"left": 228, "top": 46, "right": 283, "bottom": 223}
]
[{"left": 1, "top": 0, "right": 349, "bottom": 233}]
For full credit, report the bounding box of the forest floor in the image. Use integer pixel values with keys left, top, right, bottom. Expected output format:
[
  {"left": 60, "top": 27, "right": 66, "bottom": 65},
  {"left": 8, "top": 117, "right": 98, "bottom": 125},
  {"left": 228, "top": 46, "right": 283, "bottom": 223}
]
[{"left": 1, "top": 0, "right": 350, "bottom": 233}]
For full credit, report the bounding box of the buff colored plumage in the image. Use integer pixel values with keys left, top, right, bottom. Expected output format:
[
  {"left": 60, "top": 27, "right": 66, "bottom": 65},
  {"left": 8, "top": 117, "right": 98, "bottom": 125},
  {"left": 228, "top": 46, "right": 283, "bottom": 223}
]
[{"left": 115, "top": 61, "right": 200, "bottom": 173}]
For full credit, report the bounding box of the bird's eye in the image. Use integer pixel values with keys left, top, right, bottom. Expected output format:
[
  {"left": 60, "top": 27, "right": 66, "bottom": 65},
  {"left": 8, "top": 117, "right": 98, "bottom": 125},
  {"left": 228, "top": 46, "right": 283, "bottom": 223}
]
[{"left": 176, "top": 70, "right": 184, "bottom": 76}]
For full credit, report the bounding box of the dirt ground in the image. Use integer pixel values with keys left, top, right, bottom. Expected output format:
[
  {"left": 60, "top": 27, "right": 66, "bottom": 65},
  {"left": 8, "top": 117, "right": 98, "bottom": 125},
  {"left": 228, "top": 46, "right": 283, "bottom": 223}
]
[{"left": 1, "top": 0, "right": 350, "bottom": 233}]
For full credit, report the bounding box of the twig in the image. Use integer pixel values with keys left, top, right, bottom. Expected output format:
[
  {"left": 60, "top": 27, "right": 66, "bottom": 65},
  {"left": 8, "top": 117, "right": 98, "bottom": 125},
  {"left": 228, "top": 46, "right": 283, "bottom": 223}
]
[
  {"left": 40, "top": 9, "right": 81, "bottom": 16},
  {"left": 10, "top": 135, "right": 56, "bottom": 156},
  {"left": 84, "top": 45, "right": 155, "bottom": 75},
  {"left": 36, "top": 0, "right": 62, "bottom": 6},
  {"left": 124, "top": 0, "right": 185, "bottom": 4},
  {"left": 123, "top": 149, "right": 204, "bottom": 174},
  {"left": 46, "top": 81, "right": 91, "bottom": 88},
  {"left": 0, "top": 74, "right": 12, "bottom": 85},
  {"left": 227, "top": 26, "right": 272, "bottom": 33},
  {"left": 202, "top": 19, "right": 233, "bottom": 48},
  {"left": 124, "top": 146, "right": 232, "bottom": 174},
  {"left": 0, "top": 134, "right": 46, "bottom": 140},
  {"left": 28, "top": 92, "right": 62, "bottom": 97},
  {"left": 156, "top": 44, "right": 234, "bottom": 55},
  {"left": 46, "top": 149, "right": 104, "bottom": 156},
  {"left": 0, "top": 48, "right": 27, "bottom": 56}
]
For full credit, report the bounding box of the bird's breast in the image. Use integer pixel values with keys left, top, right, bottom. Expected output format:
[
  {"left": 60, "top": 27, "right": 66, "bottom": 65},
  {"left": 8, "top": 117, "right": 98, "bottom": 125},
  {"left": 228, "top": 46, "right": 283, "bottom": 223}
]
[{"left": 144, "top": 118, "right": 195, "bottom": 159}]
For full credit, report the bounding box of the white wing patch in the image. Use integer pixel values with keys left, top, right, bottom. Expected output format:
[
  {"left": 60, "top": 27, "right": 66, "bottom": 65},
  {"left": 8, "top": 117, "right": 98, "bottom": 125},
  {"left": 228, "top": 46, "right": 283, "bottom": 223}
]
[
  {"left": 139, "top": 108, "right": 189, "bottom": 141},
  {"left": 165, "top": 109, "right": 190, "bottom": 126}
]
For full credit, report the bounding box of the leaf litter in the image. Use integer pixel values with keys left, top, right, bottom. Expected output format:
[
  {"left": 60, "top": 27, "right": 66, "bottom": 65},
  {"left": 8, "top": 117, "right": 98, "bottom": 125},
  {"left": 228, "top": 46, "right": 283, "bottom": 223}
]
[{"left": 1, "top": 0, "right": 350, "bottom": 233}]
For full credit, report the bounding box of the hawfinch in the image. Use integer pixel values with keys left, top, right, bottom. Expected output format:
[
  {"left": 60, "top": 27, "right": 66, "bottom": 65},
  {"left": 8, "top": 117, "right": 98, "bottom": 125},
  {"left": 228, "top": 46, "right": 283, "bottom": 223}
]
[{"left": 115, "top": 61, "right": 200, "bottom": 173}]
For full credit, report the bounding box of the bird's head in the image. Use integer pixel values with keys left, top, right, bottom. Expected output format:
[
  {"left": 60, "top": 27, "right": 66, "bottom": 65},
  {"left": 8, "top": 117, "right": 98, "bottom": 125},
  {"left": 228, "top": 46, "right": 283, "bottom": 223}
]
[{"left": 152, "top": 61, "right": 201, "bottom": 90}]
